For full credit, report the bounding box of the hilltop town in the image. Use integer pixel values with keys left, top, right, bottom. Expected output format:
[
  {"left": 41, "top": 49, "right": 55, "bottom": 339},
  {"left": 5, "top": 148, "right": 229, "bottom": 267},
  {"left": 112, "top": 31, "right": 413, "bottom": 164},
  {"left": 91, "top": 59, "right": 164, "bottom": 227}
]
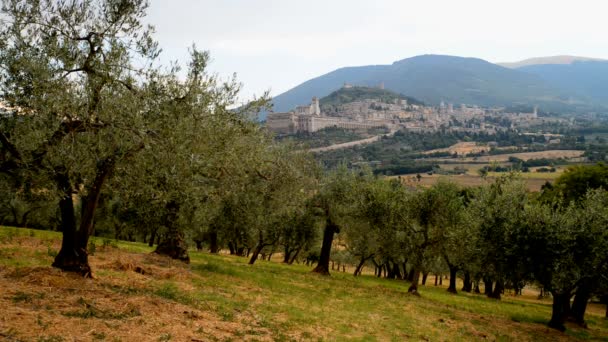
[{"left": 266, "top": 85, "right": 568, "bottom": 136}]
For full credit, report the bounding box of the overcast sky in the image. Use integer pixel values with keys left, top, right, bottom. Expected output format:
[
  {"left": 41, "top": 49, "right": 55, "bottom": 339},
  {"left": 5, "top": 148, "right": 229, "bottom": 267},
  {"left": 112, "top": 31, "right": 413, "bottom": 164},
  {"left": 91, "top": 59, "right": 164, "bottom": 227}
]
[{"left": 146, "top": 0, "right": 608, "bottom": 103}]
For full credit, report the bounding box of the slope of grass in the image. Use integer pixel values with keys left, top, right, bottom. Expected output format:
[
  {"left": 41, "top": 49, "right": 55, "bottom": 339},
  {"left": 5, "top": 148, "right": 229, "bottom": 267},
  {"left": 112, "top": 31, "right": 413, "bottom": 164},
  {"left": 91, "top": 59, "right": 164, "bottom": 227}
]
[{"left": 1, "top": 226, "right": 607, "bottom": 341}]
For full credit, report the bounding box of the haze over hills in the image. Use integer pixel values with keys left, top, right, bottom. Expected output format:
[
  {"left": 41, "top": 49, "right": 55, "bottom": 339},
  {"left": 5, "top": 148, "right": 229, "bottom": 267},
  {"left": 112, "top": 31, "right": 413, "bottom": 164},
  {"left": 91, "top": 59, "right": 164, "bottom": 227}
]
[
  {"left": 498, "top": 55, "right": 607, "bottom": 69},
  {"left": 268, "top": 54, "right": 608, "bottom": 120}
]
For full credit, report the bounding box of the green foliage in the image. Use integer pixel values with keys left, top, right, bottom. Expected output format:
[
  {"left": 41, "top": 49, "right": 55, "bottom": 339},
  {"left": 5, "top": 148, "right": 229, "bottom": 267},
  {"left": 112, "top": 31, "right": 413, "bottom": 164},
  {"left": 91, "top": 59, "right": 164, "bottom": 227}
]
[
  {"left": 550, "top": 163, "right": 608, "bottom": 203},
  {"left": 319, "top": 86, "right": 424, "bottom": 108}
]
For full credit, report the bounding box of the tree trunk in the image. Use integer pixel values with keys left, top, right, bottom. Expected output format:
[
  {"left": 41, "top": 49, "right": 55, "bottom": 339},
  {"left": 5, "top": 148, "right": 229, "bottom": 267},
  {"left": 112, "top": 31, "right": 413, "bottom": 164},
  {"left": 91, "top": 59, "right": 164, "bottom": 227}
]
[
  {"left": 194, "top": 240, "right": 203, "bottom": 251},
  {"left": 312, "top": 216, "right": 339, "bottom": 276},
  {"left": 447, "top": 265, "right": 458, "bottom": 294},
  {"left": 148, "top": 228, "right": 157, "bottom": 247},
  {"left": 489, "top": 279, "right": 503, "bottom": 300},
  {"left": 288, "top": 248, "right": 300, "bottom": 265},
  {"left": 394, "top": 263, "right": 403, "bottom": 279},
  {"left": 77, "top": 156, "right": 116, "bottom": 252},
  {"left": 208, "top": 231, "right": 219, "bottom": 253},
  {"left": 52, "top": 172, "right": 91, "bottom": 277},
  {"left": 421, "top": 272, "right": 428, "bottom": 285},
  {"left": 407, "top": 268, "right": 415, "bottom": 282},
  {"left": 570, "top": 284, "right": 591, "bottom": 327},
  {"left": 283, "top": 247, "right": 292, "bottom": 263},
  {"left": 408, "top": 269, "right": 421, "bottom": 295},
  {"left": 386, "top": 261, "right": 396, "bottom": 279},
  {"left": 434, "top": 274, "right": 438, "bottom": 286},
  {"left": 354, "top": 257, "right": 366, "bottom": 276},
  {"left": 154, "top": 201, "right": 190, "bottom": 263},
  {"left": 439, "top": 275, "right": 443, "bottom": 285},
  {"left": 462, "top": 271, "right": 472, "bottom": 292},
  {"left": 228, "top": 242, "right": 235, "bottom": 255},
  {"left": 248, "top": 243, "right": 264, "bottom": 265},
  {"left": 155, "top": 231, "right": 190, "bottom": 263},
  {"left": 548, "top": 292, "right": 571, "bottom": 331},
  {"left": 474, "top": 281, "right": 481, "bottom": 294},
  {"left": 484, "top": 278, "right": 493, "bottom": 296}
]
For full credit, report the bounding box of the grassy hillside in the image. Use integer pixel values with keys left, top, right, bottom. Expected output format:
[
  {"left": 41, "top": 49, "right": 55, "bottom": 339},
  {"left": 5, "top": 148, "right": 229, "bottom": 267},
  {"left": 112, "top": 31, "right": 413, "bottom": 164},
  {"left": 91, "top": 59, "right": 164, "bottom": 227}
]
[{"left": 1, "top": 227, "right": 607, "bottom": 341}]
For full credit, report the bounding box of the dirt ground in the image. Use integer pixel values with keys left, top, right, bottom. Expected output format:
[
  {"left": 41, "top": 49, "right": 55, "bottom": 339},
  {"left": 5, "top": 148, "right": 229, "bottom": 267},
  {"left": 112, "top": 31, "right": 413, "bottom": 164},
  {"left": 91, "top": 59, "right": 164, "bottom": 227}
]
[{"left": 0, "top": 237, "right": 270, "bottom": 342}]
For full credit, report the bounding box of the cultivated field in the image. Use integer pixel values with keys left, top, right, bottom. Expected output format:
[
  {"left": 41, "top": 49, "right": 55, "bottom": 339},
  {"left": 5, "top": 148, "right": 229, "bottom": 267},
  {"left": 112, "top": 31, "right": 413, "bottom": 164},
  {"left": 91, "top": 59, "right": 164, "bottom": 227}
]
[
  {"left": 395, "top": 168, "right": 566, "bottom": 191},
  {"left": 444, "top": 150, "right": 585, "bottom": 163},
  {"left": 423, "top": 142, "right": 489, "bottom": 156},
  {"left": 396, "top": 173, "right": 556, "bottom": 191},
  {"left": 1, "top": 228, "right": 606, "bottom": 341}
]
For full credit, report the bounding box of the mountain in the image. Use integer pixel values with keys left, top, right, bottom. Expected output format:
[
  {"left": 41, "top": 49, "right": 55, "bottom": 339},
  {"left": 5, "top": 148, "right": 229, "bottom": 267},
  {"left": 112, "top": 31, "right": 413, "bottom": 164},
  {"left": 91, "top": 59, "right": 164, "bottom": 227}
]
[
  {"left": 270, "top": 55, "right": 581, "bottom": 119},
  {"left": 499, "top": 55, "right": 606, "bottom": 69},
  {"left": 514, "top": 61, "right": 608, "bottom": 107},
  {"left": 319, "top": 86, "right": 424, "bottom": 108}
]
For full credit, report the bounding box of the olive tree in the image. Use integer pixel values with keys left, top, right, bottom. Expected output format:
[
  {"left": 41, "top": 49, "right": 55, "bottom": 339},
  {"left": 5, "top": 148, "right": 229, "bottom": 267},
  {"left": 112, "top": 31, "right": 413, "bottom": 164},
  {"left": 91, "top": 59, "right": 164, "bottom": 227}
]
[{"left": 0, "top": 0, "right": 267, "bottom": 274}]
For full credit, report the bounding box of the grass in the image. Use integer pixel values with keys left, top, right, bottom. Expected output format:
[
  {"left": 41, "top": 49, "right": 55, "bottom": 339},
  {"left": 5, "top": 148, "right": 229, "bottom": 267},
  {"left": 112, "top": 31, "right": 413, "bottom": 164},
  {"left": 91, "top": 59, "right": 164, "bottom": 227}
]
[{"left": 1, "top": 226, "right": 607, "bottom": 341}]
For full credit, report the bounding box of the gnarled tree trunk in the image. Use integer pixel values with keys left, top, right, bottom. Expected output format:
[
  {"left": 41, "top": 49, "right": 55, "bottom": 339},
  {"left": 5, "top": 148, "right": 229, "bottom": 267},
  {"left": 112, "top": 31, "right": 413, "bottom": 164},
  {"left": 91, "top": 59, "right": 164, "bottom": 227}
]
[
  {"left": 570, "top": 283, "right": 591, "bottom": 327},
  {"left": 52, "top": 172, "right": 91, "bottom": 277},
  {"left": 248, "top": 242, "right": 264, "bottom": 265},
  {"left": 548, "top": 292, "right": 571, "bottom": 331},
  {"left": 312, "top": 216, "right": 339, "bottom": 276}
]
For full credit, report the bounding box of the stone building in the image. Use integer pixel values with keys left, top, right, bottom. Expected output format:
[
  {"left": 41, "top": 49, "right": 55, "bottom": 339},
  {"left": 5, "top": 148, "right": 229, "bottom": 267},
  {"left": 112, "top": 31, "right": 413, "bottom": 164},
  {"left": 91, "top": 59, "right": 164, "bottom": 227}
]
[{"left": 266, "top": 97, "right": 392, "bottom": 134}]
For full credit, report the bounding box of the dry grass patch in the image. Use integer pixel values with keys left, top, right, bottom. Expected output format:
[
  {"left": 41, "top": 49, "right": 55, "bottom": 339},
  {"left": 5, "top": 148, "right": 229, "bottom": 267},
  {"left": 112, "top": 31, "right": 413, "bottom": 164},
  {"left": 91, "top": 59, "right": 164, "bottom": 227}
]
[{"left": 0, "top": 239, "right": 271, "bottom": 341}]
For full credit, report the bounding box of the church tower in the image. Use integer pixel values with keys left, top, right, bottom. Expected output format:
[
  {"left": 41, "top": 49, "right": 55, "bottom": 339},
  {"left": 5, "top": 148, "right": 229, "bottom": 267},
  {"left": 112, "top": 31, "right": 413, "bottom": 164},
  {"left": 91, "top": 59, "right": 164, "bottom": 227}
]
[{"left": 311, "top": 97, "right": 321, "bottom": 116}]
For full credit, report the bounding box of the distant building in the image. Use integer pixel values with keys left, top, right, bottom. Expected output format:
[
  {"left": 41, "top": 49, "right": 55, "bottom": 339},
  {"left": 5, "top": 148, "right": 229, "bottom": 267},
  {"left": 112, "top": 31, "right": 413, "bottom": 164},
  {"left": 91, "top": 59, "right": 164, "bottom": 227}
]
[{"left": 266, "top": 97, "right": 391, "bottom": 134}]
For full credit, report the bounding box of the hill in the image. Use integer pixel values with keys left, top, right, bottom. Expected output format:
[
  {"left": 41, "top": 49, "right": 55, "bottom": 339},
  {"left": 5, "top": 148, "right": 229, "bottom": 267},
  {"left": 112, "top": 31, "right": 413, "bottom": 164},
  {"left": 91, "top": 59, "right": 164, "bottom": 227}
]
[
  {"left": 270, "top": 55, "right": 581, "bottom": 116},
  {"left": 319, "top": 86, "right": 425, "bottom": 108},
  {"left": 269, "top": 54, "right": 608, "bottom": 120},
  {"left": 499, "top": 55, "right": 607, "bottom": 69},
  {"left": 1, "top": 227, "right": 607, "bottom": 341},
  {"left": 517, "top": 61, "right": 608, "bottom": 107}
]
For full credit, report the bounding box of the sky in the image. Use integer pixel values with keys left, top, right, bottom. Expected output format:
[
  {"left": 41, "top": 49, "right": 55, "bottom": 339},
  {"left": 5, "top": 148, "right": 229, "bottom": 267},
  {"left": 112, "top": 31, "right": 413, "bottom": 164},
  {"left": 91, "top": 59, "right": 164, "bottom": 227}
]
[{"left": 145, "top": 0, "right": 608, "bottom": 104}]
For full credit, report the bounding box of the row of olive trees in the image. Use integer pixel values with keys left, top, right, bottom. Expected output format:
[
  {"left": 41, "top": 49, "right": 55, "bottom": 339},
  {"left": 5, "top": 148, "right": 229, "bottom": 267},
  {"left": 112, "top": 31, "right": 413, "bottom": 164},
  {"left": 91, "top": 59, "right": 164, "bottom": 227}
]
[
  {"left": 322, "top": 171, "right": 607, "bottom": 331},
  {"left": 0, "top": 0, "right": 323, "bottom": 275}
]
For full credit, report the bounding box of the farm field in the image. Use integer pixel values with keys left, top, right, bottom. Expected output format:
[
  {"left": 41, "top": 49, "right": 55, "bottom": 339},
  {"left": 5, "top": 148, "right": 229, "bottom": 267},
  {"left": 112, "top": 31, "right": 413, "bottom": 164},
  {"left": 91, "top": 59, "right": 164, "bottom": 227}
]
[
  {"left": 395, "top": 163, "right": 570, "bottom": 190},
  {"left": 1, "top": 227, "right": 607, "bottom": 341},
  {"left": 435, "top": 150, "right": 586, "bottom": 163},
  {"left": 395, "top": 173, "right": 558, "bottom": 191},
  {"left": 423, "top": 142, "right": 489, "bottom": 155}
]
